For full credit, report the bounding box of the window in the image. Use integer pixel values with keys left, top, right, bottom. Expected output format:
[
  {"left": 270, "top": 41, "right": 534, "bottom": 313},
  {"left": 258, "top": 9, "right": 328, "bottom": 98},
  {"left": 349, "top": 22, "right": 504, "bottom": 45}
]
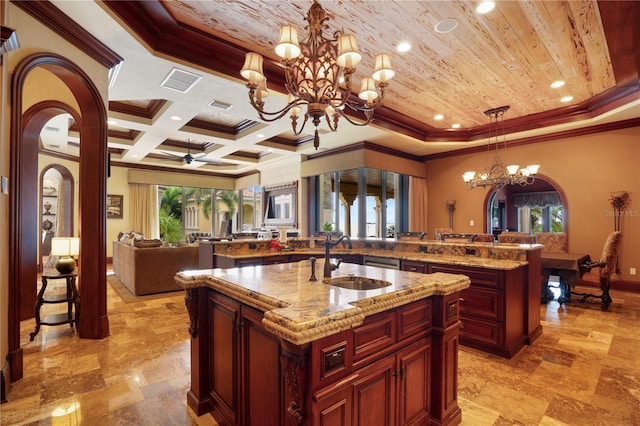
[
  {"left": 159, "top": 186, "right": 238, "bottom": 242},
  {"left": 314, "top": 168, "right": 405, "bottom": 237}
]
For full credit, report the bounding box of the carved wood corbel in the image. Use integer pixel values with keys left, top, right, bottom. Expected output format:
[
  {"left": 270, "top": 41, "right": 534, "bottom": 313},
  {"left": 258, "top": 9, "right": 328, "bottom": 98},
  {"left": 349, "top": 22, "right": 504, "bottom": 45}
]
[
  {"left": 280, "top": 346, "right": 308, "bottom": 424},
  {"left": 184, "top": 288, "right": 198, "bottom": 338}
]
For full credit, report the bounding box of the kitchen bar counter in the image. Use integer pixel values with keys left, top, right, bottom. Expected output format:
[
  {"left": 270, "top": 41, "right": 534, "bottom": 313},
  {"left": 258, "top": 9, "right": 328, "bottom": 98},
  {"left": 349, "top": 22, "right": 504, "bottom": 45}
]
[
  {"left": 176, "top": 261, "right": 470, "bottom": 425},
  {"left": 176, "top": 260, "right": 470, "bottom": 345}
]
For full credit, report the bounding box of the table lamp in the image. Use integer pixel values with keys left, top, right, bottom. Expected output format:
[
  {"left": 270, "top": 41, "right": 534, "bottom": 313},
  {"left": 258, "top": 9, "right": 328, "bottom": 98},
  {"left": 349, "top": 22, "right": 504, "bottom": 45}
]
[{"left": 50, "top": 237, "right": 80, "bottom": 273}]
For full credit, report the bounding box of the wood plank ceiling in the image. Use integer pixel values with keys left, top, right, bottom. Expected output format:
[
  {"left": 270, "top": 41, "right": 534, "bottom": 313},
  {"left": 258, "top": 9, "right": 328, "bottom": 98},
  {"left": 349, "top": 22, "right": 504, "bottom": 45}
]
[{"left": 29, "top": 0, "right": 640, "bottom": 175}]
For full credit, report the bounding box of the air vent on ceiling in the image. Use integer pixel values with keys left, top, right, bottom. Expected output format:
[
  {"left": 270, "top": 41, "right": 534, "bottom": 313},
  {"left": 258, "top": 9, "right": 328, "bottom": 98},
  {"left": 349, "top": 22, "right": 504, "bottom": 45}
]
[
  {"left": 160, "top": 68, "right": 202, "bottom": 93},
  {"left": 210, "top": 100, "right": 233, "bottom": 110}
]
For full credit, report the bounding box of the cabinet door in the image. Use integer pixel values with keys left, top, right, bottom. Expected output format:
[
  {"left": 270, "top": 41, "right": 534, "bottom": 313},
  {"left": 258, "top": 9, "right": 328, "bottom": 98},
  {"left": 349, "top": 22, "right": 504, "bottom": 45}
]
[
  {"left": 209, "top": 293, "right": 241, "bottom": 424},
  {"left": 241, "top": 306, "right": 283, "bottom": 426},
  {"left": 397, "top": 337, "right": 431, "bottom": 425},
  {"left": 313, "top": 382, "right": 353, "bottom": 426},
  {"left": 352, "top": 354, "right": 396, "bottom": 426}
]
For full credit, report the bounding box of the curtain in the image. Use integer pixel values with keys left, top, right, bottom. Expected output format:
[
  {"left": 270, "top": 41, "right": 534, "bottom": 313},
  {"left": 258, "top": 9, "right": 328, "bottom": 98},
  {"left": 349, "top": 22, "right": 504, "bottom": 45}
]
[
  {"left": 513, "top": 191, "right": 562, "bottom": 208},
  {"left": 408, "top": 176, "right": 428, "bottom": 233},
  {"left": 55, "top": 176, "right": 65, "bottom": 237},
  {"left": 129, "top": 183, "right": 160, "bottom": 239}
]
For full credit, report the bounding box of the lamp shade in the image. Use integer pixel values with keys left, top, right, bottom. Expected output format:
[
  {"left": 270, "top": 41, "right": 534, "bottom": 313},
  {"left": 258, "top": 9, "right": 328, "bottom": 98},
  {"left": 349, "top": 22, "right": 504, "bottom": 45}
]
[
  {"left": 358, "top": 78, "right": 379, "bottom": 102},
  {"left": 372, "top": 53, "right": 394, "bottom": 82},
  {"left": 51, "top": 237, "right": 79, "bottom": 274},
  {"left": 51, "top": 237, "right": 80, "bottom": 256},
  {"left": 275, "top": 25, "right": 301, "bottom": 59},
  {"left": 336, "top": 34, "right": 361, "bottom": 68},
  {"left": 240, "top": 52, "right": 265, "bottom": 84}
]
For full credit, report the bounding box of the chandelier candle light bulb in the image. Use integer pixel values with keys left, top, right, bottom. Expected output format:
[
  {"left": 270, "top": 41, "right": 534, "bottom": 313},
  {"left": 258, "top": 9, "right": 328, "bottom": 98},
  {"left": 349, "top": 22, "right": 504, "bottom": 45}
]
[{"left": 240, "top": 0, "right": 393, "bottom": 150}]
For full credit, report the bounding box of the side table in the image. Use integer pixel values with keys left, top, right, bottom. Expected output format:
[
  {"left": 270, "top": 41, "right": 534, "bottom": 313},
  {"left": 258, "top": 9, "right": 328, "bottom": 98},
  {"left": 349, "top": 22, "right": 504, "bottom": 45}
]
[{"left": 30, "top": 270, "right": 80, "bottom": 341}]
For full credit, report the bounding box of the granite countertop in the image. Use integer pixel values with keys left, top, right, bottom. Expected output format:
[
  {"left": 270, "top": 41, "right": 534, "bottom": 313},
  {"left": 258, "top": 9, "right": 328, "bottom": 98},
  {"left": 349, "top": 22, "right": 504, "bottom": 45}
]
[
  {"left": 175, "top": 260, "right": 470, "bottom": 345},
  {"left": 215, "top": 248, "right": 527, "bottom": 270}
]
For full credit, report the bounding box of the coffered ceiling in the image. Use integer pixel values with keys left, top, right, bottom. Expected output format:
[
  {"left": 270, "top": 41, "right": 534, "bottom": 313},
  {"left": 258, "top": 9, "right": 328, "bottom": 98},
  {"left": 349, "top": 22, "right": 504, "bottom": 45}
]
[{"left": 34, "top": 0, "right": 640, "bottom": 177}]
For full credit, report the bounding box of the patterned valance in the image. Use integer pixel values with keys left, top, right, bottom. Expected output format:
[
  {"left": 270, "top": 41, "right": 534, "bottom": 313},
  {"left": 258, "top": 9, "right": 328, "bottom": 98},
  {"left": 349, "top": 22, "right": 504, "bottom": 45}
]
[{"left": 513, "top": 191, "right": 562, "bottom": 208}]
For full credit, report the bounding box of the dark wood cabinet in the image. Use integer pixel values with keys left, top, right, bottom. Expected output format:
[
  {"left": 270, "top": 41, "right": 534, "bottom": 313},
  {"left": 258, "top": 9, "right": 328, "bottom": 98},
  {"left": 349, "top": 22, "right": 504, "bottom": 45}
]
[
  {"left": 194, "top": 289, "right": 459, "bottom": 425},
  {"left": 309, "top": 299, "right": 435, "bottom": 426},
  {"left": 208, "top": 292, "right": 283, "bottom": 425},
  {"left": 429, "top": 264, "right": 526, "bottom": 359},
  {"left": 399, "top": 260, "right": 530, "bottom": 359}
]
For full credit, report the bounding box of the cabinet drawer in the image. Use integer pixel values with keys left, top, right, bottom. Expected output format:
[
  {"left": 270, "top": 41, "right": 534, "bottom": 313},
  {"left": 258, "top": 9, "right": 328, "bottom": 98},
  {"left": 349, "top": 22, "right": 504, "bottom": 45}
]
[
  {"left": 262, "top": 256, "right": 289, "bottom": 265},
  {"left": 430, "top": 265, "right": 502, "bottom": 288},
  {"left": 397, "top": 299, "right": 432, "bottom": 341},
  {"left": 236, "top": 257, "right": 263, "bottom": 267},
  {"left": 352, "top": 311, "right": 395, "bottom": 362},
  {"left": 459, "top": 316, "right": 502, "bottom": 346},
  {"left": 459, "top": 287, "right": 503, "bottom": 320},
  {"left": 401, "top": 260, "right": 427, "bottom": 273}
]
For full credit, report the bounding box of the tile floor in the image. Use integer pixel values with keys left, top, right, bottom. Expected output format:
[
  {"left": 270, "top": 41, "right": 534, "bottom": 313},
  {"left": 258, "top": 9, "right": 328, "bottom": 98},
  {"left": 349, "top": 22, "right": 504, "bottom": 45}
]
[{"left": 1, "top": 273, "right": 639, "bottom": 425}]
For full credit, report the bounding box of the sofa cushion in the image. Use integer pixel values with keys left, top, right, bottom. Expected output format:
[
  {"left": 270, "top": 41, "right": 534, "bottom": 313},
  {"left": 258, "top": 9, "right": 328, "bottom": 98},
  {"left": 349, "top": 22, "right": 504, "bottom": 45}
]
[{"left": 134, "top": 238, "right": 163, "bottom": 248}]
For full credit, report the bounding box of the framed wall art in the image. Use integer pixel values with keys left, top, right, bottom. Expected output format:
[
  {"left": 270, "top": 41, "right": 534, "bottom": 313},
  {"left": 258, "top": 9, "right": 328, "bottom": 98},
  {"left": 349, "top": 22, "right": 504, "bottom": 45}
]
[{"left": 107, "top": 194, "right": 123, "bottom": 219}]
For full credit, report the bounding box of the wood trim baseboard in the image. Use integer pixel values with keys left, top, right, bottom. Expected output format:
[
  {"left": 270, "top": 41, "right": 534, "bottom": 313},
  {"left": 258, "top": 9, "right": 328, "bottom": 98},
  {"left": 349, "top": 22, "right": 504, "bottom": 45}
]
[
  {"left": 1, "top": 359, "right": 9, "bottom": 403},
  {"left": 578, "top": 278, "right": 640, "bottom": 294}
]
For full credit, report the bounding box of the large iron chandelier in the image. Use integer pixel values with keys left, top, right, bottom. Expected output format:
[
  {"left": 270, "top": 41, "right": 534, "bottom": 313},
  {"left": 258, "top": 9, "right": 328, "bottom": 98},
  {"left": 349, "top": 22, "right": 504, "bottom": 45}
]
[
  {"left": 462, "top": 106, "right": 540, "bottom": 190},
  {"left": 240, "top": 0, "right": 394, "bottom": 150}
]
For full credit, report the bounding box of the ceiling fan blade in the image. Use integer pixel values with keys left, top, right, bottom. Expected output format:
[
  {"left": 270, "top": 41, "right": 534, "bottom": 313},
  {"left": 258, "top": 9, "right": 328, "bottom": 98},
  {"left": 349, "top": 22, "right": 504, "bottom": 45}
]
[
  {"left": 157, "top": 151, "right": 186, "bottom": 162},
  {"left": 192, "top": 157, "right": 224, "bottom": 165}
]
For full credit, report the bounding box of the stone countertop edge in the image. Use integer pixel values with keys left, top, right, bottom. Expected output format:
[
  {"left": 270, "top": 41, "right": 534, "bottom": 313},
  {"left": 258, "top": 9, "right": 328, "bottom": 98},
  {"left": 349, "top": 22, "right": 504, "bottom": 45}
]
[
  {"left": 175, "top": 264, "right": 471, "bottom": 345},
  {"left": 216, "top": 249, "right": 527, "bottom": 270}
]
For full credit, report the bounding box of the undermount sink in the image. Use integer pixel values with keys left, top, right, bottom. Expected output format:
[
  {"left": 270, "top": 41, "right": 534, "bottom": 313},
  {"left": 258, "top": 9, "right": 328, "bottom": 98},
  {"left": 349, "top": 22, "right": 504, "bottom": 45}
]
[{"left": 326, "top": 275, "right": 392, "bottom": 291}]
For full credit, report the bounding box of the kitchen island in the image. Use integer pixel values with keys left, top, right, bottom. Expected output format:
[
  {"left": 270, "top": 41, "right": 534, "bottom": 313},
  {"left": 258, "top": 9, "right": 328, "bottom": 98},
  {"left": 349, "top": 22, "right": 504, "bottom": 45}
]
[{"left": 176, "top": 260, "right": 470, "bottom": 426}]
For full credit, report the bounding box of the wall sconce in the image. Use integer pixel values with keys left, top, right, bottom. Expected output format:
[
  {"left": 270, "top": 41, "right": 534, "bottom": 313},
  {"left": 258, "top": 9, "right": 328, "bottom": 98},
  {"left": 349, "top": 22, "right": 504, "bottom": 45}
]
[{"left": 50, "top": 237, "right": 80, "bottom": 274}]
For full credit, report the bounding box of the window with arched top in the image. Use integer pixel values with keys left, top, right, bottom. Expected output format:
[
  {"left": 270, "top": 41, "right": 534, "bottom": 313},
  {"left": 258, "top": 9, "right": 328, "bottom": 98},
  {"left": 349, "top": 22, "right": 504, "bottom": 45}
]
[{"left": 487, "top": 175, "right": 567, "bottom": 236}]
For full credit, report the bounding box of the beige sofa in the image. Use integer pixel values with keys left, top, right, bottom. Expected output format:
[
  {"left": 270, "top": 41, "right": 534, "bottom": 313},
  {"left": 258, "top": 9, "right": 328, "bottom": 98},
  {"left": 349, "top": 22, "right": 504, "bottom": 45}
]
[{"left": 112, "top": 241, "right": 199, "bottom": 295}]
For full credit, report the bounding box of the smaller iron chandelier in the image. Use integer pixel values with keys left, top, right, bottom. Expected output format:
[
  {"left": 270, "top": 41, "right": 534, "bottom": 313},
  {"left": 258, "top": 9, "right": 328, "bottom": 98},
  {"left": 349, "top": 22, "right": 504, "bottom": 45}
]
[
  {"left": 462, "top": 105, "right": 540, "bottom": 190},
  {"left": 240, "top": 0, "right": 394, "bottom": 150}
]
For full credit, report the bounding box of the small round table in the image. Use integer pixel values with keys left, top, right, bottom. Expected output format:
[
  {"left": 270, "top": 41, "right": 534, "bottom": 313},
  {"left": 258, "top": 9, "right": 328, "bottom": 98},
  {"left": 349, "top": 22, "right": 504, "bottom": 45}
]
[{"left": 30, "top": 270, "right": 80, "bottom": 341}]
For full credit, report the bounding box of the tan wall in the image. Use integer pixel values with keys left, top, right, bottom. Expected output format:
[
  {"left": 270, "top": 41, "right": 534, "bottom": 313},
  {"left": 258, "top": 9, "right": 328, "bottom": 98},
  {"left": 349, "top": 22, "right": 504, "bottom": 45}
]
[
  {"left": 426, "top": 127, "right": 640, "bottom": 285},
  {"left": 106, "top": 166, "right": 131, "bottom": 256}
]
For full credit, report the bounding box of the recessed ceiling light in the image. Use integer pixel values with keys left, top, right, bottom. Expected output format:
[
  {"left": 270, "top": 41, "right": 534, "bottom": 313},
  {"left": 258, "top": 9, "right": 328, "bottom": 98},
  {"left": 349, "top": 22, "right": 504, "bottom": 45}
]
[
  {"left": 257, "top": 134, "right": 265, "bottom": 138},
  {"left": 551, "top": 80, "right": 565, "bottom": 89},
  {"left": 451, "top": 123, "right": 461, "bottom": 129},
  {"left": 434, "top": 19, "right": 458, "bottom": 34},
  {"left": 131, "top": 154, "right": 139, "bottom": 158},
  {"left": 434, "top": 114, "right": 444, "bottom": 121},
  {"left": 170, "top": 116, "right": 181, "bottom": 121},
  {"left": 560, "top": 96, "right": 574, "bottom": 103},
  {"left": 396, "top": 41, "right": 411, "bottom": 53},
  {"left": 476, "top": 1, "right": 495, "bottom": 14}
]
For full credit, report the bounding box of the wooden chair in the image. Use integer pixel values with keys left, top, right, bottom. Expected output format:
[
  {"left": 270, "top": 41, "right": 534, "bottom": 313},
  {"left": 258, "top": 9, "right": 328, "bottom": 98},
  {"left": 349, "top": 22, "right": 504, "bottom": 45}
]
[
  {"left": 497, "top": 232, "right": 536, "bottom": 244},
  {"left": 567, "top": 231, "right": 622, "bottom": 311},
  {"left": 535, "top": 232, "right": 568, "bottom": 253}
]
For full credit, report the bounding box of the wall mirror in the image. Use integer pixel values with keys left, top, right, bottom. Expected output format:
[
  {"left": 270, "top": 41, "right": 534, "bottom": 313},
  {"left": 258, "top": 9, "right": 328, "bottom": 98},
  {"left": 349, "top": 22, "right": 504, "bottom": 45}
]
[{"left": 262, "top": 182, "right": 297, "bottom": 227}]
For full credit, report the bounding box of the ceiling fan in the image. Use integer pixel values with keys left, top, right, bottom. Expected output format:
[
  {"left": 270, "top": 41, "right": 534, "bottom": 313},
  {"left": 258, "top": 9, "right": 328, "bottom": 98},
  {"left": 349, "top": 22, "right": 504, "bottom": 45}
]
[{"left": 160, "top": 139, "right": 221, "bottom": 165}]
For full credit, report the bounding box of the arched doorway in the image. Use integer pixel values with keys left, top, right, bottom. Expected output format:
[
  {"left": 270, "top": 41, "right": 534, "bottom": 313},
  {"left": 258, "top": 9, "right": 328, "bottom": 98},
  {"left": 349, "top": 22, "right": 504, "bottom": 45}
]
[
  {"left": 484, "top": 174, "right": 569, "bottom": 237},
  {"left": 8, "top": 53, "right": 110, "bottom": 383}
]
